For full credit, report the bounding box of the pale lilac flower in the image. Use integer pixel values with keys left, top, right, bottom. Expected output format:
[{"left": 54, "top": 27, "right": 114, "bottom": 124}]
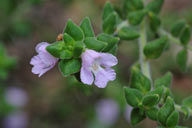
[
  {"left": 5, "top": 87, "right": 28, "bottom": 108},
  {"left": 30, "top": 42, "right": 58, "bottom": 77},
  {"left": 95, "top": 99, "right": 119, "bottom": 126},
  {"left": 124, "top": 105, "right": 133, "bottom": 123},
  {"left": 80, "top": 49, "right": 118, "bottom": 88},
  {"left": 3, "top": 111, "right": 28, "bottom": 128}
]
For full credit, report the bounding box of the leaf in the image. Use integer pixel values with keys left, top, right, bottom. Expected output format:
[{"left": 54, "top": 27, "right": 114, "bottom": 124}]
[
  {"left": 147, "top": 87, "right": 164, "bottom": 102},
  {"left": 148, "top": 12, "right": 161, "bottom": 31},
  {"left": 166, "top": 111, "right": 179, "bottom": 127},
  {"left": 131, "top": 108, "right": 145, "bottom": 125},
  {"left": 144, "top": 36, "right": 168, "bottom": 59},
  {"left": 102, "top": 12, "right": 117, "bottom": 34},
  {"left": 60, "top": 50, "right": 73, "bottom": 59},
  {"left": 182, "top": 96, "right": 192, "bottom": 109},
  {"left": 146, "top": 0, "right": 164, "bottom": 14},
  {"left": 59, "top": 59, "right": 81, "bottom": 77},
  {"left": 124, "top": 87, "right": 143, "bottom": 107},
  {"left": 63, "top": 33, "right": 75, "bottom": 46},
  {"left": 180, "top": 25, "right": 191, "bottom": 45},
  {"left": 171, "top": 20, "right": 186, "bottom": 37},
  {"left": 129, "top": 68, "right": 151, "bottom": 94},
  {"left": 117, "top": 26, "right": 140, "bottom": 40},
  {"left": 142, "top": 94, "right": 159, "bottom": 108},
  {"left": 181, "top": 106, "right": 190, "bottom": 120},
  {"left": 46, "top": 41, "right": 65, "bottom": 57},
  {"left": 97, "top": 33, "right": 119, "bottom": 52},
  {"left": 73, "top": 41, "right": 84, "bottom": 58},
  {"left": 176, "top": 49, "right": 188, "bottom": 72},
  {"left": 102, "top": 2, "right": 114, "bottom": 21},
  {"left": 124, "top": 0, "right": 144, "bottom": 13},
  {"left": 84, "top": 37, "right": 107, "bottom": 51},
  {"left": 157, "top": 96, "right": 175, "bottom": 126},
  {"left": 154, "top": 72, "right": 173, "bottom": 88},
  {"left": 64, "top": 19, "right": 84, "bottom": 41},
  {"left": 128, "top": 10, "right": 147, "bottom": 25},
  {"left": 146, "top": 107, "right": 159, "bottom": 120},
  {"left": 80, "top": 17, "right": 95, "bottom": 37}
]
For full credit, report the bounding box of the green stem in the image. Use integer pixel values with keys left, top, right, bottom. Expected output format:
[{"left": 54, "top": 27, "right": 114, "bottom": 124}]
[
  {"left": 139, "top": 19, "right": 152, "bottom": 82},
  {"left": 159, "top": 29, "right": 192, "bottom": 51}
]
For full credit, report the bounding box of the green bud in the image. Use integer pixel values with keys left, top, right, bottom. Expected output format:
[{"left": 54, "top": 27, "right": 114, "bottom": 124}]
[
  {"left": 166, "top": 111, "right": 179, "bottom": 127},
  {"left": 124, "top": 87, "right": 143, "bottom": 107},
  {"left": 144, "top": 36, "right": 168, "bottom": 59},
  {"left": 129, "top": 67, "right": 151, "bottom": 94},
  {"left": 128, "top": 10, "right": 147, "bottom": 25},
  {"left": 102, "top": 12, "right": 117, "bottom": 34},
  {"left": 46, "top": 41, "right": 65, "bottom": 58},
  {"left": 148, "top": 12, "right": 161, "bottom": 31},
  {"left": 60, "top": 50, "right": 73, "bottom": 59},
  {"left": 154, "top": 72, "right": 173, "bottom": 88},
  {"left": 182, "top": 96, "right": 192, "bottom": 109},
  {"left": 146, "top": 0, "right": 164, "bottom": 14},
  {"left": 59, "top": 59, "right": 81, "bottom": 77},
  {"left": 84, "top": 37, "right": 107, "bottom": 51},
  {"left": 142, "top": 94, "right": 159, "bottom": 108},
  {"left": 117, "top": 26, "right": 140, "bottom": 40},
  {"left": 146, "top": 107, "right": 159, "bottom": 120},
  {"left": 80, "top": 17, "right": 95, "bottom": 38},
  {"left": 97, "top": 33, "right": 119, "bottom": 52},
  {"left": 171, "top": 20, "right": 186, "bottom": 37},
  {"left": 131, "top": 108, "right": 145, "bottom": 125},
  {"left": 102, "top": 2, "right": 114, "bottom": 21},
  {"left": 157, "top": 96, "right": 175, "bottom": 126},
  {"left": 63, "top": 33, "right": 75, "bottom": 46},
  {"left": 180, "top": 25, "right": 191, "bottom": 45},
  {"left": 176, "top": 49, "right": 188, "bottom": 72},
  {"left": 73, "top": 41, "right": 84, "bottom": 58},
  {"left": 64, "top": 19, "right": 84, "bottom": 41}
]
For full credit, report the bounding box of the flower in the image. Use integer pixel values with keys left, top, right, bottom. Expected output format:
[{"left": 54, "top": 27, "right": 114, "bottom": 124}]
[
  {"left": 80, "top": 49, "right": 118, "bottom": 88},
  {"left": 95, "top": 99, "right": 119, "bottom": 126},
  {"left": 30, "top": 42, "right": 58, "bottom": 77}
]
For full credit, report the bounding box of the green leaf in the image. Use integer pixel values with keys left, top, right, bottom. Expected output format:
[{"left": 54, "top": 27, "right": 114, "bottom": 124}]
[
  {"left": 124, "top": 0, "right": 144, "bottom": 13},
  {"left": 181, "top": 106, "right": 190, "bottom": 120},
  {"left": 64, "top": 19, "right": 84, "bottom": 41},
  {"left": 148, "top": 12, "right": 161, "bottom": 31},
  {"left": 131, "top": 108, "right": 145, "bottom": 125},
  {"left": 182, "top": 96, "right": 192, "bottom": 109},
  {"left": 166, "top": 111, "right": 179, "bottom": 127},
  {"left": 59, "top": 59, "right": 81, "bottom": 77},
  {"left": 176, "top": 49, "right": 188, "bottom": 72},
  {"left": 108, "top": 44, "right": 118, "bottom": 55},
  {"left": 73, "top": 41, "right": 84, "bottom": 58},
  {"left": 146, "top": 107, "right": 159, "bottom": 120},
  {"left": 117, "top": 26, "right": 140, "bottom": 40},
  {"left": 154, "top": 72, "right": 173, "bottom": 88},
  {"left": 142, "top": 94, "right": 159, "bottom": 108},
  {"left": 129, "top": 68, "right": 151, "bottom": 94},
  {"left": 124, "top": 87, "right": 143, "bottom": 107},
  {"left": 171, "top": 20, "right": 186, "bottom": 37},
  {"left": 102, "top": 2, "right": 114, "bottom": 21},
  {"left": 102, "top": 12, "right": 117, "bottom": 34},
  {"left": 46, "top": 41, "right": 65, "bottom": 57},
  {"left": 63, "top": 33, "right": 75, "bottom": 46},
  {"left": 60, "top": 50, "right": 73, "bottom": 59},
  {"left": 180, "top": 25, "right": 191, "bottom": 45},
  {"left": 128, "top": 10, "right": 147, "bottom": 25},
  {"left": 144, "top": 36, "right": 168, "bottom": 59},
  {"left": 80, "top": 17, "right": 95, "bottom": 37},
  {"left": 157, "top": 96, "right": 175, "bottom": 126},
  {"left": 146, "top": 0, "right": 164, "bottom": 14},
  {"left": 147, "top": 87, "right": 164, "bottom": 102},
  {"left": 97, "top": 33, "right": 119, "bottom": 52},
  {"left": 84, "top": 37, "right": 107, "bottom": 51}
]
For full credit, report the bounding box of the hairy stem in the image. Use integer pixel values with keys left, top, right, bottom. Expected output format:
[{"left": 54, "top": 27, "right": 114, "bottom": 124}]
[{"left": 139, "top": 19, "right": 152, "bottom": 82}]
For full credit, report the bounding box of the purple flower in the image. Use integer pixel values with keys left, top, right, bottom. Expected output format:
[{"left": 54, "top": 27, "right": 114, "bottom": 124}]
[
  {"left": 30, "top": 42, "right": 58, "bottom": 77},
  {"left": 5, "top": 87, "right": 28, "bottom": 108},
  {"left": 96, "top": 99, "right": 119, "bottom": 126},
  {"left": 80, "top": 49, "right": 118, "bottom": 88}
]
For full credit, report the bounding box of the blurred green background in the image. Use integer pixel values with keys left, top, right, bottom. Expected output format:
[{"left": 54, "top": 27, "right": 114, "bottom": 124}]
[{"left": 0, "top": 0, "right": 192, "bottom": 127}]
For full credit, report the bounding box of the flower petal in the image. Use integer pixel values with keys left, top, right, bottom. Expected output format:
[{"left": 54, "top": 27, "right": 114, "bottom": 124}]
[
  {"left": 80, "top": 66, "right": 94, "bottom": 85},
  {"left": 39, "top": 52, "right": 58, "bottom": 65},
  {"left": 94, "top": 68, "right": 116, "bottom": 88},
  {"left": 100, "top": 53, "right": 118, "bottom": 67},
  {"left": 35, "top": 42, "right": 49, "bottom": 53}
]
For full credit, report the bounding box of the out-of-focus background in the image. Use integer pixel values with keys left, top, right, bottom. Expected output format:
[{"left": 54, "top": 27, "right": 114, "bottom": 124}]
[{"left": 0, "top": 0, "right": 192, "bottom": 128}]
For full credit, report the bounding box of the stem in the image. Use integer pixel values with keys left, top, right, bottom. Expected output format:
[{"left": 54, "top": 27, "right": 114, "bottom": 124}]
[
  {"left": 139, "top": 19, "right": 152, "bottom": 82},
  {"left": 159, "top": 29, "right": 192, "bottom": 51},
  {"left": 175, "top": 104, "right": 192, "bottom": 116}
]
